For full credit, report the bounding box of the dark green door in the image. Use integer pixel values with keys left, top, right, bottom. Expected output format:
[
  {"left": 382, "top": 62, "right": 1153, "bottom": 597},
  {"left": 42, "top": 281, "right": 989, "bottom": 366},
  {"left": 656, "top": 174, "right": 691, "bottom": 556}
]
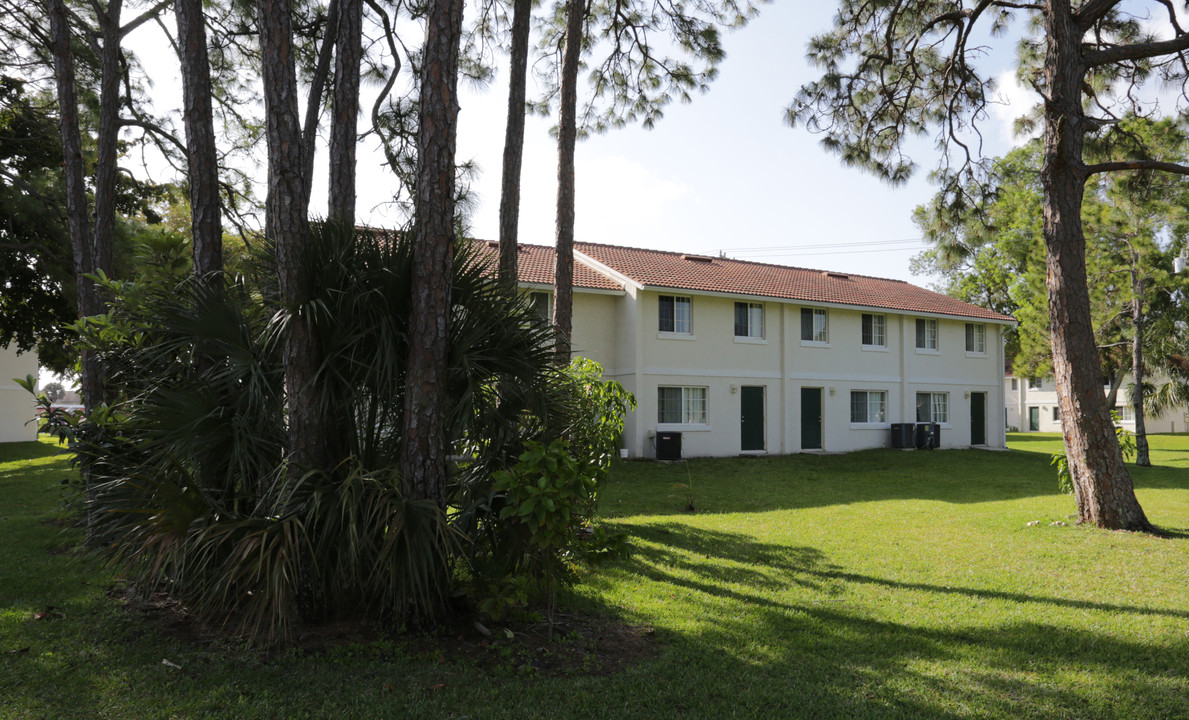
[
  {"left": 971, "top": 392, "right": 986, "bottom": 445},
  {"left": 1028, "top": 406, "right": 1040, "bottom": 431},
  {"left": 741, "top": 386, "right": 765, "bottom": 451},
  {"left": 800, "top": 387, "right": 822, "bottom": 450}
]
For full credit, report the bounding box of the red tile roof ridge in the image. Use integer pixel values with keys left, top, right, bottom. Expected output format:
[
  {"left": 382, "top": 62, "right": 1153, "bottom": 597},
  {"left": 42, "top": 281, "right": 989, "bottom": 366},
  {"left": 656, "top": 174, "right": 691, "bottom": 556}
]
[{"left": 571, "top": 240, "right": 911, "bottom": 285}]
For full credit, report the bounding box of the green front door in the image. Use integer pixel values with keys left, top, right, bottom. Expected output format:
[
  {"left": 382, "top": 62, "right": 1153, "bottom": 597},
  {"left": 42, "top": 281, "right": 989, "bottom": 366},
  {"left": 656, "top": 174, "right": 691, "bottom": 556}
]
[
  {"left": 1028, "top": 406, "right": 1040, "bottom": 431},
  {"left": 801, "top": 387, "right": 822, "bottom": 450},
  {"left": 971, "top": 392, "right": 986, "bottom": 445},
  {"left": 741, "top": 386, "right": 765, "bottom": 451}
]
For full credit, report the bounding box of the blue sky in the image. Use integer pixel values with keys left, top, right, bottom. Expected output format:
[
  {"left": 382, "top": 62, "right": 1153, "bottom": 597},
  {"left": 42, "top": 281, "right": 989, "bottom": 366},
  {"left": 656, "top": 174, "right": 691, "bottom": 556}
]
[{"left": 357, "top": 1, "right": 1033, "bottom": 285}]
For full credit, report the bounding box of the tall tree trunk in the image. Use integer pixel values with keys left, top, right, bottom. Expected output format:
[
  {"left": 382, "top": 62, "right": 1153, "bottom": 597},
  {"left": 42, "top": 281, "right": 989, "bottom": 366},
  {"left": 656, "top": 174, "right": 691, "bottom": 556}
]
[
  {"left": 300, "top": 0, "right": 339, "bottom": 213},
  {"left": 177, "top": 0, "right": 223, "bottom": 281},
  {"left": 47, "top": 0, "right": 100, "bottom": 413},
  {"left": 259, "top": 0, "right": 325, "bottom": 479},
  {"left": 1130, "top": 255, "right": 1150, "bottom": 466},
  {"left": 400, "top": 0, "right": 464, "bottom": 506},
  {"left": 92, "top": 0, "right": 121, "bottom": 305},
  {"left": 1041, "top": 0, "right": 1150, "bottom": 531},
  {"left": 552, "top": 0, "right": 584, "bottom": 362},
  {"left": 328, "top": 0, "right": 361, "bottom": 226},
  {"left": 497, "top": 0, "right": 531, "bottom": 291}
]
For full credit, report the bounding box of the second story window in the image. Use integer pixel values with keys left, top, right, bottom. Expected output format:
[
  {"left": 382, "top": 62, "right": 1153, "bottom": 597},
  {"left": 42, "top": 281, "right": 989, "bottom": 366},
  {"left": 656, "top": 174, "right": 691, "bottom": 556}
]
[
  {"left": 861, "top": 313, "right": 886, "bottom": 348},
  {"left": 659, "top": 295, "right": 692, "bottom": 334},
  {"left": 801, "top": 308, "right": 828, "bottom": 343},
  {"left": 1028, "top": 378, "right": 1042, "bottom": 390},
  {"left": 965, "top": 323, "right": 986, "bottom": 353},
  {"left": 530, "top": 291, "right": 553, "bottom": 322},
  {"left": 915, "top": 318, "right": 939, "bottom": 351},
  {"left": 734, "top": 302, "right": 764, "bottom": 339}
]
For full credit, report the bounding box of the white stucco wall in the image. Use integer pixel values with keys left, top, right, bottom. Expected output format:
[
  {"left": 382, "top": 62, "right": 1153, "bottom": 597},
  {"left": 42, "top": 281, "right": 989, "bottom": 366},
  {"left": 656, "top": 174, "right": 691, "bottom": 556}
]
[
  {"left": 601, "top": 289, "right": 1010, "bottom": 458},
  {"left": 1009, "top": 374, "right": 1189, "bottom": 434},
  {"left": 0, "top": 346, "right": 38, "bottom": 443}
]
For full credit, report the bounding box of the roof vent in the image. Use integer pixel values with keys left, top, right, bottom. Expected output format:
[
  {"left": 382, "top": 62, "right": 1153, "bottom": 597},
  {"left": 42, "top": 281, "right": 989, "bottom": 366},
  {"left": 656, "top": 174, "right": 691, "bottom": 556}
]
[
  {"left": 682, "top": 254, "right": 715, "bottom": 263},
  {"left": 822, "top": 271, "right": 850, "bottom": 279}
]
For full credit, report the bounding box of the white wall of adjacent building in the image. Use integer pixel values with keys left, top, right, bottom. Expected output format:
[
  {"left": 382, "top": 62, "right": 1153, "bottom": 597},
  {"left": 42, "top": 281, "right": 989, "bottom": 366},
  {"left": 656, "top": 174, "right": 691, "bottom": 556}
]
[
  {"left": 1006, "top": 374, "right": 1189, "bottom": 434},
  {"left": 0, "top": 346, "right": 38, "bottom": 443}
]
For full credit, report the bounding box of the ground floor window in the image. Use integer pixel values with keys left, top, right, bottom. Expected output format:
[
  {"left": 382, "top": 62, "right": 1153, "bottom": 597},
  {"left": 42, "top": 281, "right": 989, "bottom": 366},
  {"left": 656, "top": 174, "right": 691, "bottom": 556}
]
[
  {"left": 658, "top": 386, "right": 708, "bottom": 424},
  {"left": 916, "top": 392, "right": 949, "bottom": 423},
  {"left": 1115, "top": 405, "right": 1136, "bottom": 422},
  {"left": 850, "top": 390, "right": 887, "bottom": 423}
]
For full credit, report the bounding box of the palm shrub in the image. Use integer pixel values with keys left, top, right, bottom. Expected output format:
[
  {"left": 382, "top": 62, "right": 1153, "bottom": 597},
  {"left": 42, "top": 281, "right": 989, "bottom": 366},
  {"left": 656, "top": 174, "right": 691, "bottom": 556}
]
[{"left": 72, "top": 223, "right": 617, "bottom": 641}]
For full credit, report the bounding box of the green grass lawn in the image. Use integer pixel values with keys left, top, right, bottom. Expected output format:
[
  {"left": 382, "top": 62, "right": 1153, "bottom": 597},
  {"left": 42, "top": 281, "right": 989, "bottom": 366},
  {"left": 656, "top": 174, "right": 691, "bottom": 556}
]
[{"left": 3, "top": 434, "right": 1188, "bottom": 719}]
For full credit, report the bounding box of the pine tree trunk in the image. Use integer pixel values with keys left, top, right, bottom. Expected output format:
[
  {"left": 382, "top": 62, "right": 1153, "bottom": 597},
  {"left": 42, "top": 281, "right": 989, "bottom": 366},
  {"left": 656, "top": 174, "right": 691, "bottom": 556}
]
[
  {"left": 400, "top": 0, "right": 464, "bottom": 506},
  {"left": 177, "top": 0, "right": 223, "bottom": 281},
  {"left": 47, "top": 0, "right": 100, "bottom": 412},
  {"left": 259, "top": 0, "right": 325, "bottom": 479},
  {"left": 553, "top": 0, "right": 584, "bottom": 363},
  {"left": 300, "top": 0, "right": 338, "bottom": 213},
  {"left": 328, "top": 0, "right": 361, "bottom": 226},
  {"left": 497, "top": 0, "right": 531, "bottom": 291},
  {"left": 1041, "top": 0, "right": 1151, "bottom": 531},
  {"left": 92, "top": 1, "right": 121, "bottom": 305},
  {"left": 1131, "top": 260, "right": 1150, "bottom": 466}
]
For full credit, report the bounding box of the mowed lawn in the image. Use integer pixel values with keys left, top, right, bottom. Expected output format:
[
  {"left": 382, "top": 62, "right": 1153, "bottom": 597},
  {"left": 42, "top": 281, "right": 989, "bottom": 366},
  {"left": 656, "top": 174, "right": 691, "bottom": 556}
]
[{"left": 2, "top": 434, "right": 1188, "bottom": 719}]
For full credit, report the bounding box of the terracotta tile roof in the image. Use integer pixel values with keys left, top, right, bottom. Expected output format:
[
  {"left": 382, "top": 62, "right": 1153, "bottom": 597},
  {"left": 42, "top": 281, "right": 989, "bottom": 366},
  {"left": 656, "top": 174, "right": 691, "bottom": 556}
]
[
  {"left": 472, "top": 240, "right": 623, "bottom": 292},
  {"left": 574, "top": 242, "right": 1013, "bottom": 322}
]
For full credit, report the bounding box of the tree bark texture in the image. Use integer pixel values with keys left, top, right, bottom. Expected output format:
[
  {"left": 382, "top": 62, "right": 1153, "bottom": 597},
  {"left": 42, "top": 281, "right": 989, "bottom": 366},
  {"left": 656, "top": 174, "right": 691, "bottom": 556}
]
[
  {"left": 400, "top": 0, "right": 463, "bottom": 505},
  {"left": 48, "top": 0, "right": 103, "bottom": 413},
  {"left": 1041, "top": 0, "right": 1151, "bottom": 530},
  {"left": 258, "top": 0, "right": 326, "bottom": 477},
  {"left": 497, "top": 0, "right": 531, "bottom": 291},
  {"left": 92, "top": 0, "right": 121, "bottom": 292},
  {"left": 1130, "top": 257, "right": 1150, "bottom": 466},
  {"left": 177, "top": 0, "right": 223, "bottom": 281},
  {"left": 552, "top": 0, "right": 584, "bottom": 362},
  {"left": 328, "top": 0, "right": 361, "bottom": 226}
]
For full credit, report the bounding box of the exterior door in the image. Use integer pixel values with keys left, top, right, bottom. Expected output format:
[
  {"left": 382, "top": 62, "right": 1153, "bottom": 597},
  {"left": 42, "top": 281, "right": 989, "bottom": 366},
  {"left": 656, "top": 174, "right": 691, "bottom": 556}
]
[
  {"left": 741, "top": 386, "right": 765, "bottom": 451},
  {"left": 800, "top": 387, "right": 823, "bottom": 450},
  {"left": 970, "top": 392, "right": 986, "bottom": 445},
  {"left": 1028, "top": 406, "right": 1040, "bottom": 431}
]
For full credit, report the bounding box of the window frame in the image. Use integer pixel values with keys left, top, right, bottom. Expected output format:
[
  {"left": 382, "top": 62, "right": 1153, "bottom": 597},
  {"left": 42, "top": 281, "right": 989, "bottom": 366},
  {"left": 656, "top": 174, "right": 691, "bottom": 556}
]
[
  {"left": 850, "top": 390, "right": 888, "bottom": 425},
  {"left": 915, "top": 318, "right": 939, "bottom": 352},
  {"left": 657, "top": 386, "right": 709, "bottom": 426},
  {"left": 529, "top": 291, "right": 553, "bottom": 323},
  {"left": 1028, "top": 378, "right": 1042, "bottom": 390},
  {"left": 915, "top": 392, "right": 950, "bottom": 424},
  {"left": 861, "top": 313, "right": 887, "bottom": 350},
  {"left": 734, "top": 302, "right": 765, "bottom": 340},
  {"left": 800, "top": 307, "right": 829, "bottom": 345},
  {"left": 658, "top": 295, "right": 693, "bottom": 336},
  {"left": 965, "top": 323, "right": 987, "bottom": 355}
]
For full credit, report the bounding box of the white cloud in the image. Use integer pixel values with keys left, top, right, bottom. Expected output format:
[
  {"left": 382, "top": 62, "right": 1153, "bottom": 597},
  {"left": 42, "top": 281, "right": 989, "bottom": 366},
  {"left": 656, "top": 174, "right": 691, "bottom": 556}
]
[{"left": 987, "top": 69, "right": 1040, "bottom": 148}]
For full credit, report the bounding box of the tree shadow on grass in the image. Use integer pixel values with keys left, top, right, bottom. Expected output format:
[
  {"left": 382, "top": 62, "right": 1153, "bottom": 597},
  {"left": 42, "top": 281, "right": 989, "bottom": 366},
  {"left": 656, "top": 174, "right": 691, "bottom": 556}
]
[{"left": 593, "top": 522, "right": 1189, "bottom": 719}]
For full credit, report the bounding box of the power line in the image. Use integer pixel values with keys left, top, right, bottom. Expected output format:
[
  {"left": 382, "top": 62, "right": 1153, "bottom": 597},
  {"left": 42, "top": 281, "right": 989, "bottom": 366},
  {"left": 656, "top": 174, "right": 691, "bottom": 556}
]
[
  {"left": 730, "top": 245, "right": 928, "bottom": 259},
  {"left": 728, "top": 237, "right": 923, "bottom": 254}
]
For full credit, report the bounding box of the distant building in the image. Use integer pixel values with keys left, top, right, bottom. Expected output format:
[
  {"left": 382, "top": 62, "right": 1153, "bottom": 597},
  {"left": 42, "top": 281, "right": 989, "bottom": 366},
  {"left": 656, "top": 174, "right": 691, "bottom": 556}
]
[{"left": 1005, "top": 374, "right": 1189, "bottom": 433}]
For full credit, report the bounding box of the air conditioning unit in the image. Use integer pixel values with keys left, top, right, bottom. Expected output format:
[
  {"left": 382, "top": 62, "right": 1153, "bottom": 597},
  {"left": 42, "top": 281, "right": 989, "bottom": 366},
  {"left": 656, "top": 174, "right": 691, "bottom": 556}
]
[{"left": 656, "top": 431, "right": 683, "bottom": 461}]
